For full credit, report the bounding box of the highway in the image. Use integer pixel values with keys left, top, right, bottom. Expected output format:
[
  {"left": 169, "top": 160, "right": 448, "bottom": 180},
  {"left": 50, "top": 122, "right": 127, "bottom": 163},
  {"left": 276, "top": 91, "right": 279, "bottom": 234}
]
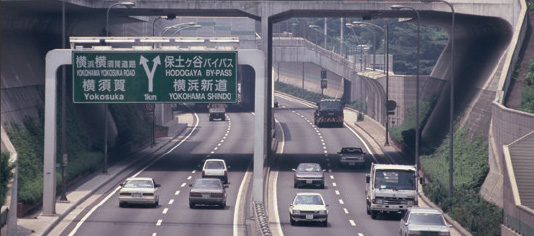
[
  {"left": 59, "top": 97, "right": 407, "bottom": 236},
  {"left": 61, "top": 108, "right": 255, "bottom": 236},
  {"left": 272, "top": 94, "right": 400, "bottom": 236}
]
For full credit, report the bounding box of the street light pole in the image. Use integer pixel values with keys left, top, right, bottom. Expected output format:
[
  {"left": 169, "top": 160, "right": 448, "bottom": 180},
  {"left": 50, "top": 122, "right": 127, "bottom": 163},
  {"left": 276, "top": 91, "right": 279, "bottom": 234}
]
[
  {"left": 170, "top": 25, "right": 202, "bottom": 36},
  {"left": 104, "top": 1, "right": 135, "bottom": 174},
  {"left": 152, "top": 15, "right": 176, "bottom": 37},
  {"left": 353, "top": 21, "right": 389, "bottom": 144},
  {"left": 391, "top": 5, "right": 421, "bottom": 176},
  {"left": 422, "top": 0, "right": 455, "bottom": 199}
]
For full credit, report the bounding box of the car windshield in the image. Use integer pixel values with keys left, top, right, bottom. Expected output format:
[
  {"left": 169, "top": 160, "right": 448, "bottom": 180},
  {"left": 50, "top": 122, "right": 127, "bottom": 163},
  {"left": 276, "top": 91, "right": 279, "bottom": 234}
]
[
  {"left": 375, "top": 170, "right": 416, "bottom": 190},
  {"left": 193, "top": 179, "right": 222, "bottom": 189},
  {"left": 205, "top": 161, "right": 225, "bottom": 169},
  {"left": 341, "top": 148, "right": 363, "bottom": 154},
  {"left": 297, "top": 164, "right": 321, "bottom": 172},
  {"left": 409, "top": 213, "right": 446, "bottom": 226},
  {"left": 124, "top": 179, "right": 154, "bottom": 188},
  {"left": 294, "top": 195, "right": 324, "bottom": 205}
]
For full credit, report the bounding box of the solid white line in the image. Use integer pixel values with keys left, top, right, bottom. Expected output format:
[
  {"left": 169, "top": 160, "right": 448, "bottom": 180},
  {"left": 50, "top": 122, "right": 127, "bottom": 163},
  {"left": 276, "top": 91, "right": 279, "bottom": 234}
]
[
  {"left": 335, "top": 190, "right": 340, "bottom": 195},
  {"left": 162, "top": 208, "right": 168, "bottom": 214},
  {"left": 344, "top": 122, "right": 376, "bottom": 161},
  {"left": 168, "top": 199, "right": 174, "bottom": 205},
  {"left": 343, "top": 208, "right": 349, "bottom": 214},
  {"left": 272, "top": 119, "right": 285, "bottom": 236},
  {"left": 339, "top": 199, "right": 344, "bottom": 205},
  {"left": 233, "top": 170, "right": 251, "bottom": 236},
  {"left": 175, "top": 190, "right": 180, "bottom": 196},
  {"left": 349, "top": 220, "right": 356, "bottom": 226},
  {"left": 156, "top": 219, "right": 162, "bottom": 226}
]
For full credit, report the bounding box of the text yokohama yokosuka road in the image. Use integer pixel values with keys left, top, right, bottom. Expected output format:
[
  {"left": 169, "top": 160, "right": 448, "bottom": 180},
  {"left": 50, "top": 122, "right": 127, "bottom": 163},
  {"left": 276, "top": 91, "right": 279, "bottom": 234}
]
[{"left": 72, "top": 51, "right": 237, "bottom": 103}]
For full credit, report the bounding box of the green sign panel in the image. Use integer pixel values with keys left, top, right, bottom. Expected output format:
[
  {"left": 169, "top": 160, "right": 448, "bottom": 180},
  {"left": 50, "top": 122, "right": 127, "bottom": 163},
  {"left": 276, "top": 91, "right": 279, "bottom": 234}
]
[{"left": 72, "top": 51, "right": 237, "bottom": 103}]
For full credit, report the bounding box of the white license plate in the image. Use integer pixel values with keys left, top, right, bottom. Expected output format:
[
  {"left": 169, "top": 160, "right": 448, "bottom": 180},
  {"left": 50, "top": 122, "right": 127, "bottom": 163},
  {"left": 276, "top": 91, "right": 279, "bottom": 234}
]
[
  {"left": 202, "top": 193, "right": 210, "bottom": 198},
  {"left": 306, "top": 180, "right": 312, "bottom": 184},
  {"left": 306, "top": 214, "right": 313, "bottom": 220},
  {"left": 132, "top": 193, "right": 142, "bottom": 198}
]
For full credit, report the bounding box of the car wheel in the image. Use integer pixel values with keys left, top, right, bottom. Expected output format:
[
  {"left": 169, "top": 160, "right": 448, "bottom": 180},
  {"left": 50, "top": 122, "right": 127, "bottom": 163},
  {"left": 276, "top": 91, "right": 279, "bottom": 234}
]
[
  {"left": 153, "top": 201, "right": 159, "bottom": 208},
  {"left": 290, "top": 218, "right": 295, "bottom": 226},
  {"left": 209, "top": 117, "right": 213, "bottom": 121},
  {"left": 371, "top": 210, "right": 377, "bottom": 219},
  {"left": 320, "top": 183, "right": 325, "bottom": 189},
  {"left": 189, "top": 203, "right": 195, "bottom": 209},
  {"left": 294, "top": 182, "right": 298, "bottom": 188},
  {"left": 366, "top": 203, "right": 371, "bottom": 215},
  {"left": 322, "top": 219, "right": 328, "bottom": 227},
  {"left": 119, "top": 202, "right": 126, "bottom": 208},
  {"left": 220, "top": 201, "right": 226, "bottom": 209},
  {"left": 222, "top": 117, "right": 226, "bottom": 121}
]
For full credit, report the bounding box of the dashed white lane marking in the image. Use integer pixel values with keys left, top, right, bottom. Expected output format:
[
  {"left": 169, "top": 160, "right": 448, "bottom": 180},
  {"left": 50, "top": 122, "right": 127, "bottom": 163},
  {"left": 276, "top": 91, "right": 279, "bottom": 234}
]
[
  {"left": 322, "top": 142, "right": 326, "bottom": 146},
  {"left": 358, "top": 233, "right": 364, "bottom": 236},
  {"left": 329, "top": 175, "right": 334, "bottom": 180},
  {"left": 210, "top": 151, "right": 215, "bottom": 154},
  {"left": 218, "top": 143, "right": 222, "bottom": 146},
  {"left": 192, "top": 170, "right": 196, "bottom": 174},
  {"left": 339, "top": 199, "right": 344, "bottom": 205},
  {"left": 324, "top": 150, "right": 328, "bottom": 154},
  {"left": 187, "top": 176, "right": 192, "bottom": 180},
  {"left": 168, "top": 199, "right": 174, "bottom": 205},
  {"left": 344, "top": 208, "right": 349, "bottom": 214},
  {"left": 152, "top": 233, "right": 157, "bottom": 236},
  {"left": 335, "top": 190, "right": 340, "bottom": 195},
  {"left": 181, "top": 183, "right": 187, "bottom": 188},
  {"left": 156, "top": 219, "right": 162, "bottom": 226},
  {"left": 328, "top": 169, "right": 332, "bottom": 173},
  {"left": 162, "top": 208, "right": 169, "bottom": 214},
  {"left": 214, "top": 147, "right": 218, "bottom": 150},
  {"left": 349, "top": 220, "right": 356, "bottom": 226},
  {"left": 326, "top": 158, "right": 329, "bottom": 161},
  {"left": 175, "top": 191, "right": 180, "bottom": 196},
  {"left": 332, "top": 182, "right": 337, "bottom": 187}
]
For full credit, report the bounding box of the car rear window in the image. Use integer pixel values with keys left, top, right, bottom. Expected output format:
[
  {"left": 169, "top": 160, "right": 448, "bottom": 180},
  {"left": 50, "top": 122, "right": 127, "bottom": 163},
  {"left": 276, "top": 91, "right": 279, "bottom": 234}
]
[
  {"left": 193, "top": 179, "right": 222, "bottom": 189},
  {"left": 341, "top": 148, "right": 363, "bottom": 153},
  {"left": 294, "top": 195, "right": 324, "bottom": 205},
  {"left": 124, "top": 180, "right": 154, "bottom": 188},
  {"left": 297, "top": 163, "right": 321, "bottom": 172},
  {"left": 409, "top": 213, "right": 446, "bottom": 226},
  {"left": 205, "top": 161, "right": 225, "bottom": 169}
]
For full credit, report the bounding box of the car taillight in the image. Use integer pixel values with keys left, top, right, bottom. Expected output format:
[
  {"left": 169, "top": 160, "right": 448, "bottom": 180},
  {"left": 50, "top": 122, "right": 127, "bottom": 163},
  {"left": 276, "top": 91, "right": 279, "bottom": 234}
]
[
  {"left": 144, "top": 193, "right": 154, "bottom": 196},
  {"left": 202, "top": 171, "right": 206, "bottom": 176},
  {"left": 224, "top": 170, "right": 228, "bottom": 176},
  {"left": 190, "top": 192, "right": 201, "bottom": 197},
  {"left": 371, "top": 198, "right": 375, "bottom": 204},
  {"left": 119, "top": 193, "right": 130, "bottom": 196},
  {"left": 212, "top": 193, "right": 224, "bottom": 198}
]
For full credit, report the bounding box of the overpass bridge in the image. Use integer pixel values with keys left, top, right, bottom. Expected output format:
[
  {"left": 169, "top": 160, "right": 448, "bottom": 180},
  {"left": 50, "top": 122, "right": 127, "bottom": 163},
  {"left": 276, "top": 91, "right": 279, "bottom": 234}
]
[{"left": 1, "top": 0, "right": 532, "bottom": 235}]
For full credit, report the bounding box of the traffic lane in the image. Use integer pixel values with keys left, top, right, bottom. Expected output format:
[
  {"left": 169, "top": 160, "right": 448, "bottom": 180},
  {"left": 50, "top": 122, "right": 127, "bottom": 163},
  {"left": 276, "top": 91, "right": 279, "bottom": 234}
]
[
  {"left": 63, "top": 110, "right": 234, "bottom": 236},
  {"left": 275, "top": 95, "right": 401, "bottom": 236},
  {"left": 154, "top": 112, "right": 254, "bottom": 236},
  {"left": 275, "top": 108, "right": 360, "bottom": 236}
]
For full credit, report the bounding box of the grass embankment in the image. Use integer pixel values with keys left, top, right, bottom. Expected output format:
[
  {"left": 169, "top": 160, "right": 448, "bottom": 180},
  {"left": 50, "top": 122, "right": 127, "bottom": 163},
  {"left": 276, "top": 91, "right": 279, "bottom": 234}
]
[{"left": 6, "top": 100, "right": 151, "bottom": 207}]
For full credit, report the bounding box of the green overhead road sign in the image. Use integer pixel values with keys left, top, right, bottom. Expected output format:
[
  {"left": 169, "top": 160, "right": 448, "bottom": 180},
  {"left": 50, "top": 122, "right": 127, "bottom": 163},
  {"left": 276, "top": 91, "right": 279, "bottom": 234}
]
[{"left": 73, "top": 51, "right": 237, "bottom": 103}]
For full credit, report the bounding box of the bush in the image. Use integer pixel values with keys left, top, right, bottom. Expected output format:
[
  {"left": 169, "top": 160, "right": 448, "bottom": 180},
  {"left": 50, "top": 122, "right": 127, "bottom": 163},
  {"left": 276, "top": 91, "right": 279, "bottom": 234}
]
[
  {"left": 1, "top": 152, "right": 13, "bottom": 206},
  {"left": 275, "top": 81, "right": 330, "bottom": 103},
  {"left": 109, "top": 104, "right": 151, "bottom": 146}
]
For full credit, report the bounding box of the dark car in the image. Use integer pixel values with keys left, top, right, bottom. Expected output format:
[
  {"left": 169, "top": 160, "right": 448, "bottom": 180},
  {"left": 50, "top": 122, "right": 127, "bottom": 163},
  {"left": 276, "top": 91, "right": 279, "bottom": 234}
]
[
  {"left": 293, "top": 163, "right": 325, "bottom": 188},
  {"left": 338, "top": 147, "right": 366, "bottom": 167},
  {"left": 189, "top": 178, "right": 228, "bottom": 208}
]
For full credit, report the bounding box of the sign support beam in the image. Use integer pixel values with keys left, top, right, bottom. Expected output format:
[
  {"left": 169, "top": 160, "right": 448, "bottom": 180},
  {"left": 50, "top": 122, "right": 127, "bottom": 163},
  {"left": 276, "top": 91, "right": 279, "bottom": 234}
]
[{"left": 43, "top": 49, "right": 72, "bottom": 215}]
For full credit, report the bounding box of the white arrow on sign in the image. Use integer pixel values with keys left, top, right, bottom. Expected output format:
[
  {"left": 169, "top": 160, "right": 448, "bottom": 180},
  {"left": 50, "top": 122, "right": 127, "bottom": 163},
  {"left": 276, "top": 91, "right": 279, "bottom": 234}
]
[{"left": 140, "top": 55, "right": 161, "bottom": 93}]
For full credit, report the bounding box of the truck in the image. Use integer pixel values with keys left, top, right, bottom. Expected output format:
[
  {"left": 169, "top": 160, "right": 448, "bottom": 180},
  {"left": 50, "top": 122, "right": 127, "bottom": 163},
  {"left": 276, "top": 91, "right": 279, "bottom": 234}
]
[
  {"left": 208, "top": 103, "right": 227, "bottom": 121},
  {"left": 365, "top": 163, "right": 418, "bottom": 219},
  {"left": 314, "top": 99, "right": 344, "bottom": 127}
]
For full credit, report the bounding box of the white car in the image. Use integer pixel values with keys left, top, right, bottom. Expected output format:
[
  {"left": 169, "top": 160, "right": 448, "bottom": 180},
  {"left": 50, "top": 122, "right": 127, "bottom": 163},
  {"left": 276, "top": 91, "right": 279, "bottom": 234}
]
[
  {"left": 202, "top": 159, "right": 228, "bottom": 183},
  {"left": 118, "top": 177, "right": 160, "bottom": 207},
  {"left": 289, "top": 193, "right": 328, "bottom": 226},
  {"left": 400, "top": 207, "right": 451, "bottom": 236}
]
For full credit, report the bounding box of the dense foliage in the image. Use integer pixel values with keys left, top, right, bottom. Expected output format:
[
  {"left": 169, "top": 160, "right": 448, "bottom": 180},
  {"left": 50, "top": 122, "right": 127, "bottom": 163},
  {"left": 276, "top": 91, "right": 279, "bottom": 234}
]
[
  {"left": 521, "top": 60, "right": 534, "bottom": 112},
  {"left": 421, "top": 126, "right": 501, "bottom": 236}
]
